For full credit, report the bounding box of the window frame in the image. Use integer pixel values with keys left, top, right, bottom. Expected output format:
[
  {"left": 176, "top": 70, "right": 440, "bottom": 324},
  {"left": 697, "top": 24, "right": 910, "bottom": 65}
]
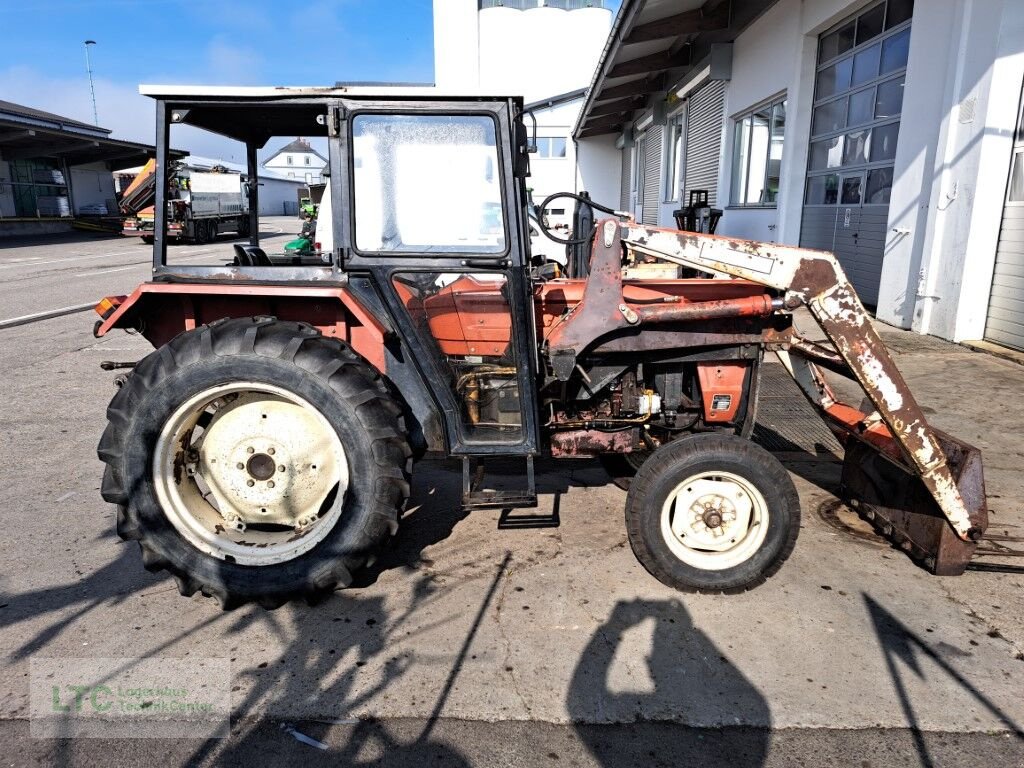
[
  {"left": 662, "top": 108, "right": 686, "bottom": 203},
  {"left": 534, "top": 136, "right": 568, "bottom": 159},
  {"left": 804, "top": 0, "right": 913, "bottom": 208},
  {"left": 729, "top": 93, "right": 787, "bottom": 208},
  {"left": 347, "top": 109, "right": 512, "bottom": 259}
]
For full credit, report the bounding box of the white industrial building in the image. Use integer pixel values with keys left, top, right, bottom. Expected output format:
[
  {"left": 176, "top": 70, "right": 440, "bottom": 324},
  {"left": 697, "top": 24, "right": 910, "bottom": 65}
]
[
  {"left": 262, "top": 137, "right": 327, "bottom": 184},
  {"left": 571, "top": 0, "right": 1024, "bottom": 352},
  {"left": 0, "top": 100, "right": 168, "bottom": 236},
  {"left": 433, "top": 0, "right": 613, "bottom": 224}
]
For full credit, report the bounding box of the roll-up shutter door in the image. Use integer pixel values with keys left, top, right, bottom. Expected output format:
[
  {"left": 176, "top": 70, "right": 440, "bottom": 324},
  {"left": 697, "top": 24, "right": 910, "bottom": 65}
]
[
  {"left": 619, "top": 143, "right": 631, "bottom": 211},
  {"left": 985, "top": 87, "right": 1024, "bottom": 351},
  {"left": 642, "top": 124, "right": 662, "bottom": 225},
  {"left": 684, "top": 80, "right": 726, "bottom": 207}
]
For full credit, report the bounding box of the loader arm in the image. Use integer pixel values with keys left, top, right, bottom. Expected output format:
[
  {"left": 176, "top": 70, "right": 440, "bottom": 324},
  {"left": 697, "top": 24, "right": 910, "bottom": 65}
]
[{"left": 614, "top": 220, "right": 981, "bottom": 544}]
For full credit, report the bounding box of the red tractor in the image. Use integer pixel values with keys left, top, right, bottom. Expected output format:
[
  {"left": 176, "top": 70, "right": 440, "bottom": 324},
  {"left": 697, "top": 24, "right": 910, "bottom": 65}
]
[{"left": 93, "top": 87, "right": 986, "bottom": 608}]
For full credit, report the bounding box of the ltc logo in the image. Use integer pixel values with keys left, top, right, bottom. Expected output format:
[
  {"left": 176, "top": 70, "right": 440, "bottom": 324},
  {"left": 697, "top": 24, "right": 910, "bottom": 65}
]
[{"left": 51, "top": 685, "right": 112, "bottom": 712}]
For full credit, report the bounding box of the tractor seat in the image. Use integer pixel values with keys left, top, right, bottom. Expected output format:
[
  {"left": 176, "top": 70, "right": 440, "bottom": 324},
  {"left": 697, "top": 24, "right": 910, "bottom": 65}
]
[
  {"left": 245, "top": 246, "right": 273, "bottom": 266},
  {"left": 232, "top": 244, "right": 253, "bottom": 266}
]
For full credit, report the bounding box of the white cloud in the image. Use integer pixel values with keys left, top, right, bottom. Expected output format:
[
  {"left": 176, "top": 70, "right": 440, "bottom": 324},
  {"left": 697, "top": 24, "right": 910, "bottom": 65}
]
[{"left": 0, "top": 48, "right": 265, "bottom": 161}]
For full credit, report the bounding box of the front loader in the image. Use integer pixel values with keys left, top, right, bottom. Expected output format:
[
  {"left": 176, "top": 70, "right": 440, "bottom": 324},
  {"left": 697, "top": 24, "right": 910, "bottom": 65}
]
[{"left": 92, "top": 86, "right": 986, "bottom": 608}]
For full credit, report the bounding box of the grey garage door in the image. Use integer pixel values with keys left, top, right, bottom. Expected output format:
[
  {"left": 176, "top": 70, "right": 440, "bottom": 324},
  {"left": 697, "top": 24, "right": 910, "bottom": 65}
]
[
  {"left": 985, "top": 90, "right": 1024, "bottom": 351},
  {"left": 800, "top": 0, "right": 913, "bottom": 306}
]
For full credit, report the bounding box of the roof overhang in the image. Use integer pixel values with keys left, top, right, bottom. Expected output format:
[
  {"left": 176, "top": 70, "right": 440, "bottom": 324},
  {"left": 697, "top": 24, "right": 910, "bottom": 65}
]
[
  {"left": 0, "top": 119, "right": 184, "bottom": 170},
  {"left": 524, "top": 88, "right": 588, "bottom": 112},
  {"left": 574, "top": 0, "right": 779, "bottom": 139}
]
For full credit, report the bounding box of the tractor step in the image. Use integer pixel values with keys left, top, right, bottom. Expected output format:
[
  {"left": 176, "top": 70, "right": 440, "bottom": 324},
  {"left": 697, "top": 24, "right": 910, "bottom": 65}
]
[{"left": 462, "top": 455, "right": 538, "bottom": 511}]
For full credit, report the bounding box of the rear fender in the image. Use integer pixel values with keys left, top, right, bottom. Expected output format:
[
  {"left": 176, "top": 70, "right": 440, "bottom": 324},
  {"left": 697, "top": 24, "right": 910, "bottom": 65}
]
[
  {"left": 95, "top": 282, "right": 388, "bottom": 371},
  {"left": 95, "top": 282, "right": 442, "bottom": 453}
]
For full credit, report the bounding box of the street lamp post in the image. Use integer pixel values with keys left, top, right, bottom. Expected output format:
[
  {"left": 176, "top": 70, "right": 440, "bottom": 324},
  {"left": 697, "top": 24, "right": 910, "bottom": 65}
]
[{"left": 84, "top": 39, "right": 98, "bottom": 126}]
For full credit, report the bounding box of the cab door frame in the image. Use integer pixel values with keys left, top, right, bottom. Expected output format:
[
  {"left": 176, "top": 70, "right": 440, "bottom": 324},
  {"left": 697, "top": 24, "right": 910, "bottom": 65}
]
[{"left": 328, "top": 97, "right": 540, "bottom": 456}]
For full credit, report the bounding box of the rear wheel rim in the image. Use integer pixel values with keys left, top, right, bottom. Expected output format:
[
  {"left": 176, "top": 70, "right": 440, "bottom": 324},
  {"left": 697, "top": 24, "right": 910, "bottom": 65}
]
[
  {"left": 659, "top": 470, "right": 769, "bottom": 571},
  {"left": 153, "top": 382, "right": 348, "bottom": 566}
]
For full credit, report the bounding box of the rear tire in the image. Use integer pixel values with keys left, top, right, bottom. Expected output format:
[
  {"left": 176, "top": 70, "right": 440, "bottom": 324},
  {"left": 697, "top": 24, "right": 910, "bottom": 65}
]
[
  {"left": 625, "top": 433, "right": 799, "bottom": 593},
  {"left": 97, "top": 317, "right": 411, "bottom": 609},
  {"left": 141, "top": 235, "right": 154, "bottom": 245}
]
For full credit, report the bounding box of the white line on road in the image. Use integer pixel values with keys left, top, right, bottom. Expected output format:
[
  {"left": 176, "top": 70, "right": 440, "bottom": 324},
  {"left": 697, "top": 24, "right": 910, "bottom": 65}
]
[
  {"left": 0, "top": 251, "right": 128, "bottom": 270},
  {"left": 0, "top": 302, "right": 96, "bottom": 329},
  {"left": 76, "top": 264, "right": 143, "bottom": 277}
]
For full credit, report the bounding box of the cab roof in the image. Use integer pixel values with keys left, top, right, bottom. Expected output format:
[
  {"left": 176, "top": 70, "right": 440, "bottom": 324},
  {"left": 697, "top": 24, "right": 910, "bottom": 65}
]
[
  {"left": 140, "top": 85, "right": 522, "bottom": 147},
  {"left": 139, "top": 84, "right": 521, "bottom": 101}
]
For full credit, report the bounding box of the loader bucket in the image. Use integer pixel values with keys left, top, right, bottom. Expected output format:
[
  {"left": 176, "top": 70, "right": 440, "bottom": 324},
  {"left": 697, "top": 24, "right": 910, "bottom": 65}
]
[{"left": 840, "top": 431, "right": 987, "bottom": 575}]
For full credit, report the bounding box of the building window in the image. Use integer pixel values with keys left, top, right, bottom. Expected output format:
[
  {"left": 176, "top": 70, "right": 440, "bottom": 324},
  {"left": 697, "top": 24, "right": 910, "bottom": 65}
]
[
  {"left": 805, "top": 0, "right": 912, "bottom": 206},
  {"left": 286, "top": 155, "right": 293, "bottom": 165},
  {"left": 535, "top": 137, "right": 567, "bottom": 158},
  {"left": 731, "top": 97, "right": 786, "bottom": 206},
  {"left": 664, "top": 112, "right": 685, "bottom": 202},
  {"left": 304, "top": 156, "right": 311, "bottom": 166}
]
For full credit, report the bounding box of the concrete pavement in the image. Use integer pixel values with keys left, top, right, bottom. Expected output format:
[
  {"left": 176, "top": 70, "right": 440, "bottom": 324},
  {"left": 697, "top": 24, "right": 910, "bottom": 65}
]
[{"left": 1, "top": 228, "right": 1023, "bottom": 765}]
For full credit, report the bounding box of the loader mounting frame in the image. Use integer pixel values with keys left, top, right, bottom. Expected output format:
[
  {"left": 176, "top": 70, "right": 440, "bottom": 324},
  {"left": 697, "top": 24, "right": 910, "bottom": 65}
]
[{"left": 545, "top": 219, "right": 987, "bottom": 570}]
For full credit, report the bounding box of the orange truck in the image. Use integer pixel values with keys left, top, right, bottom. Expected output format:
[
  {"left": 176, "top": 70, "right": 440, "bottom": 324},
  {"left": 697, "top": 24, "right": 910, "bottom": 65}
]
[{"left": 120, "top": 158, "right": 251, "bottom": 244}]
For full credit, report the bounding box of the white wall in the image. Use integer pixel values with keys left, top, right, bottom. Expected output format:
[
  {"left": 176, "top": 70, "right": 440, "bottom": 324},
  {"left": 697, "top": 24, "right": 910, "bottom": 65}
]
[
  {"left": 256, "top": 176, "right": 305, "bottom": 216},
  {"left": 433, "top": 1, "right": 611, "bottom": 102},
  {"left": 576, "top": 133, "right": 621, "bottom": 213},
  {"left": 877, "top": 0, "right": 1024, "bottom": 341},
  {"left": 716, "top": 0, "right": 856, "bottom": 244},
  {"left": 264, "top": 153, "right": 324, "bottom": 183},
  {"left": 69, "top": 161, "right": 116, "bottom": 214},
  {"left": 526, "top": 98, "right": 581, "bottom": 225},
  {"left": 704, "top": 0, "right": 1024, "bottom": 342},
  {"left": 433, "top": 0, "right": 481, "bottom": 92}
]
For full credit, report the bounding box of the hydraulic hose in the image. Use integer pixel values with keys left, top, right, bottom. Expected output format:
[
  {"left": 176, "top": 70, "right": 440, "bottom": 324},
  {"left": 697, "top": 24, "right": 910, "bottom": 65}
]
[{"left": 536, "top": 191, "right": 626, "bottom": 246}]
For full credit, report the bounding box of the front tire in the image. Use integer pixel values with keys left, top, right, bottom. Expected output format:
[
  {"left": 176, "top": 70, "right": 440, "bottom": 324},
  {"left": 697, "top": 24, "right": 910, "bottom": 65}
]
[
  {"left": 97, "top": 317, "right": 411, "bottom": 608},
  {"left": 625, "top": 433, "right": 799, "bottom": 593}
]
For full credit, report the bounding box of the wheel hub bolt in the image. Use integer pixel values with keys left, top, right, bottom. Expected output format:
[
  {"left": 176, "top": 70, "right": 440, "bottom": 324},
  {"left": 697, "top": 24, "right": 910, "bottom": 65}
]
[
  {"left": 703, "top": 510, "right": 724, "bottom": 529},
  {"left": 246, "top": 452, "right": 276, "bottom": 481}
]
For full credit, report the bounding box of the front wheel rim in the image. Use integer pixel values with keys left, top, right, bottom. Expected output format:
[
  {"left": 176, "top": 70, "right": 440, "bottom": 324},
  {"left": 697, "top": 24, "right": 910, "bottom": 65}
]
[
  {"left": 659, "top": 470, "right": 769, "bottom": 571},
  {"left": 153, "top": 382, "right": 348, "bottom": 566}
]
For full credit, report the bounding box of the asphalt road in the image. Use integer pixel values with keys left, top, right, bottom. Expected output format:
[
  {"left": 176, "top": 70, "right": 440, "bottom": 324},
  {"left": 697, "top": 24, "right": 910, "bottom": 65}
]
[
  {"left": 0, "top": 217, "right": 296, "bottom": 323},
  {"left": 1, "top": 226, "right": 1023, "bottom": 766}
]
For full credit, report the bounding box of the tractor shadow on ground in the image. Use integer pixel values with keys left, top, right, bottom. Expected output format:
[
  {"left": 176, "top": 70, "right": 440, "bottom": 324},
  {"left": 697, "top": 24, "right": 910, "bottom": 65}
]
[{"left": 750, "top": 424, "right": 846, "bottom": 498}]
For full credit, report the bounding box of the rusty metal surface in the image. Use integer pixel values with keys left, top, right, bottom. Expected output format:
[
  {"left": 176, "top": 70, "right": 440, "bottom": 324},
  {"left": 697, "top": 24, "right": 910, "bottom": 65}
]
[
  {"left": 614, "top": 220, "right": 985, "bottom": 545},
  {"left": 549, "top": 428, "right": 636, "bottom": 458},
  {"left": 841, "top": 433, "right": 986, "bottom": 575},
  {"left": 545, "top": 220, "right": 776, "bottom": 381}
]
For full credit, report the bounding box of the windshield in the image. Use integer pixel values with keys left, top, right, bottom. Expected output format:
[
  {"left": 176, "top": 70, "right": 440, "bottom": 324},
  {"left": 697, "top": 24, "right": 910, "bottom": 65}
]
[{"left": 351, "top": 114, "right": 506, "bottom": 254}]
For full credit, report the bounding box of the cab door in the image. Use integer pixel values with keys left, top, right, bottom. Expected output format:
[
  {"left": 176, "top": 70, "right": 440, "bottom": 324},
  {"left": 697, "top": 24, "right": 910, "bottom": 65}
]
[{"left": 332, "top": 100, "right": 539, "bottom": 456}]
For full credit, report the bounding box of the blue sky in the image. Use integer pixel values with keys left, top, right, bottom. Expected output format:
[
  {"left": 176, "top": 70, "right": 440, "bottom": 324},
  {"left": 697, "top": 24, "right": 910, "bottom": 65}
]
[
  {"left": 0, "top": 0, "right": 619, "bottom": 161},
  {"left": 0, "top": 0, "right": 435, "bottom": 159}
]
